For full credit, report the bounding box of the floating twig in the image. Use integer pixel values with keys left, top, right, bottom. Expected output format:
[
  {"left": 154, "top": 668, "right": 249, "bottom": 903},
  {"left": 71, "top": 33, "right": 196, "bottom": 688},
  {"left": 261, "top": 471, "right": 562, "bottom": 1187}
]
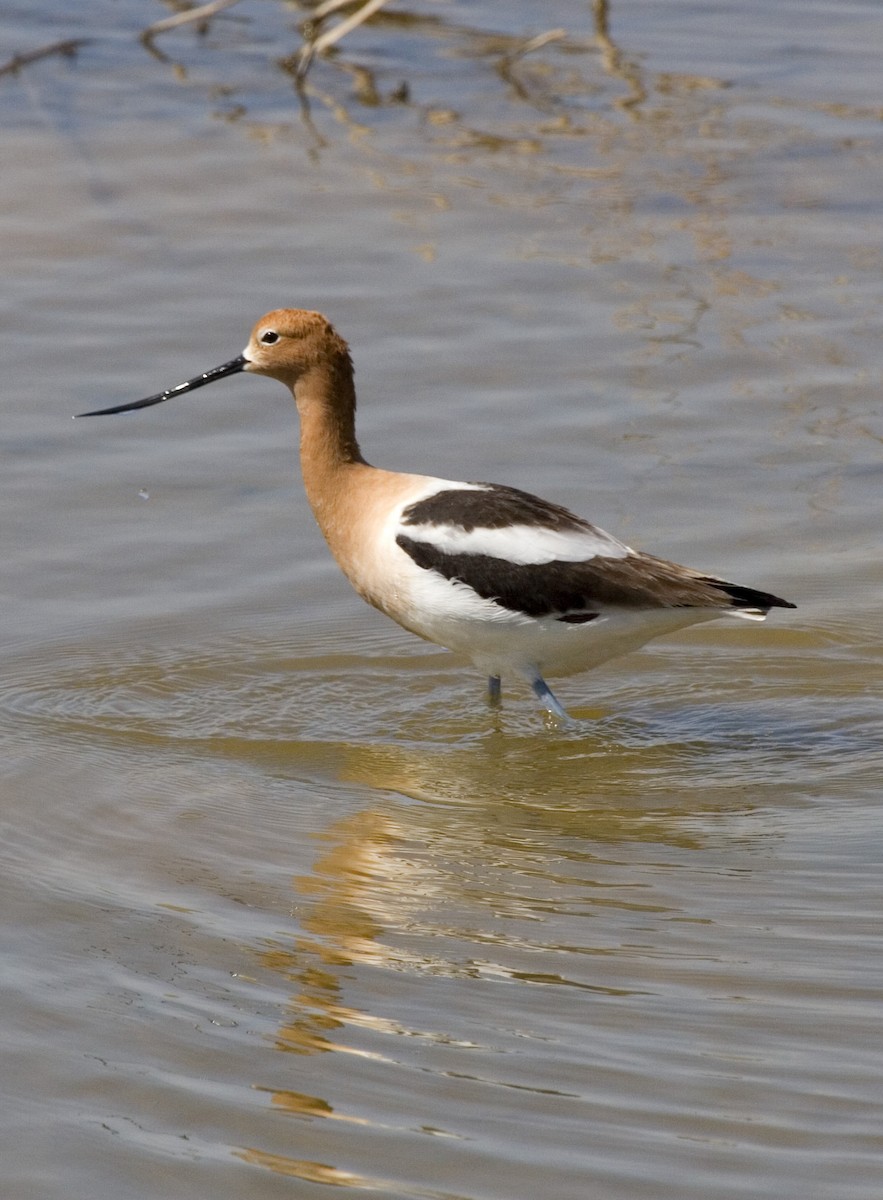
[{"left": 141, "top": 0, "right": 242, "bottom": 42}]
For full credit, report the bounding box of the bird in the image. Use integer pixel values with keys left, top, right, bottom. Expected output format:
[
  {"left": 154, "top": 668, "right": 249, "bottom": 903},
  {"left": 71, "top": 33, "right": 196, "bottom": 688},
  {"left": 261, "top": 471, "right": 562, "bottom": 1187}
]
[{"left": 76, "top": 308, "right": 795, "bottom": 723}]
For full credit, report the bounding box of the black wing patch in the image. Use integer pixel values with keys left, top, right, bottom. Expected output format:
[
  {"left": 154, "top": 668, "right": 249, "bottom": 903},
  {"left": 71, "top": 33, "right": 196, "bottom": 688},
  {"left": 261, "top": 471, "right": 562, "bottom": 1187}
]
[
  {"left": 401, "top": 483, "right": 603, "bottom": 535},
  {"left": 397, "top": 535, "right": 601, "bottom": 618},
  {"left": 396, "top": 536, "right": 795, "bottom": 620}
]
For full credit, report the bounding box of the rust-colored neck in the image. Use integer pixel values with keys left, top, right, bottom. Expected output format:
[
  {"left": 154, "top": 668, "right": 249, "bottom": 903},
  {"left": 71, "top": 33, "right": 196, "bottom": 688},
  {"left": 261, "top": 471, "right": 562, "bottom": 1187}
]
[{"left": 294, "top": 351, "right": 374, "bottom": 546}]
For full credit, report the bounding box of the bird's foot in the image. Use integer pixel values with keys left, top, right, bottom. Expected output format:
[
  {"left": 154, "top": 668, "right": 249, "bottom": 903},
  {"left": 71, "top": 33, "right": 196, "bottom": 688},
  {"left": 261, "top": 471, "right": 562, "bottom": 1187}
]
[{"left": 529, "top": 674, "right": 575, "bottom": 726}]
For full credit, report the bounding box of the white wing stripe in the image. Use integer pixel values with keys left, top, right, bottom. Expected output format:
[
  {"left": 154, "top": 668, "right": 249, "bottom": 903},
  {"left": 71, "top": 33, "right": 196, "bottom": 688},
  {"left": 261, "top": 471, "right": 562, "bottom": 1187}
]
[{"left": 396, "top": 521, "right": 631, "bottom": 564}]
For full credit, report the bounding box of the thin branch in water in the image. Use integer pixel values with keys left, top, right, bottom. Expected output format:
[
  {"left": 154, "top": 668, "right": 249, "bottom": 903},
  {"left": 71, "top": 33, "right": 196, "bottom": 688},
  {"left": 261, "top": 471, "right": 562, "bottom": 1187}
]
[
  {"left": 297, "top": 0, "right": 394, "bottom": 80},
  {"left": 311, "top": 0, "right": 367, "bottom": 18},
  {"left": 0, "top": 38, "right": 91, "bottom": 79},
  {"left": 591, "top": 0, "right": 646, "bottom": 112},
  {"left": 498, "top": 29, "right": 567, "bottom": 110},
  {"left": 505, "top": 28, "right": 568, "bottom": 64}
]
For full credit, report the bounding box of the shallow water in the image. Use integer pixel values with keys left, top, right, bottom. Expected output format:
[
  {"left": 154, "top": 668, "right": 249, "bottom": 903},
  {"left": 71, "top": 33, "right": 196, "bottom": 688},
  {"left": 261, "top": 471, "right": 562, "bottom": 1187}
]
[{"left": 2, "top": 1, "right": 882, "bottom": 1196}]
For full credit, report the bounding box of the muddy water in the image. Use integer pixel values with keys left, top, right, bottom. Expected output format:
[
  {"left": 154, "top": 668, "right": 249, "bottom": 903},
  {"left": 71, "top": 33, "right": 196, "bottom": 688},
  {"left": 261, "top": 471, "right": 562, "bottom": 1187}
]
[{"left": 2, "top": 1, "right": 882, "bottom": 1197}]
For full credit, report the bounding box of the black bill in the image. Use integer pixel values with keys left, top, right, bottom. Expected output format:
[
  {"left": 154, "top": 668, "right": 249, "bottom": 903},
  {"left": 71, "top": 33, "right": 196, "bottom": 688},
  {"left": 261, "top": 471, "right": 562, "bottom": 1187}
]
[{"left": 75, "top": 354, "right": 249, "bottom": 418}]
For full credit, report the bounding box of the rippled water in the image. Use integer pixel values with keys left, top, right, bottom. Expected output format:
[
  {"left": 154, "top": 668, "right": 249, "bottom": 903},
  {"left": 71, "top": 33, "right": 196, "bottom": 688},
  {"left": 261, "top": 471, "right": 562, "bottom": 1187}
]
[{"left": 2, "top": 1, "right": 882, "bottom": 1197}]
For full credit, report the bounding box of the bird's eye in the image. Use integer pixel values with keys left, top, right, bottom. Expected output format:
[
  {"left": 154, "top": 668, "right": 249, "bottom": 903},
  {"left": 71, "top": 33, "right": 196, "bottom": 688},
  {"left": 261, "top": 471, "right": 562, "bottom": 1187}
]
[{"left": 260, "top": 330, "right": 280, "bottom": 345}]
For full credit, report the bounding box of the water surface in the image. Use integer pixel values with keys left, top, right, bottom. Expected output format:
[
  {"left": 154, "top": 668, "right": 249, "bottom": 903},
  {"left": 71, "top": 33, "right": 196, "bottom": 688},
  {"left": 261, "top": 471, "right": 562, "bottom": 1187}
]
[{"left": 2, "top": 1, "right": 882, "bottom": 1197}]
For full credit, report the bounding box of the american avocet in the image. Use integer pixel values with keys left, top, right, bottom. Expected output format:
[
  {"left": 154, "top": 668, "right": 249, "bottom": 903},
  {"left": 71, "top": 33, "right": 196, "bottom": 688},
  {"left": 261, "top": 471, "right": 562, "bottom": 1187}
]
[{"left": 77, "top": 308, "right": 795, "bottom": 722}]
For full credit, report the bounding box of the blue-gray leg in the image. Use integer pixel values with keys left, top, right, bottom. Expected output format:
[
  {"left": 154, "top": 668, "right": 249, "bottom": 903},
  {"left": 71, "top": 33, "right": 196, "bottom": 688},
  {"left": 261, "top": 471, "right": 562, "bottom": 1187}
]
[
  {"left": 487, "top": 675, "right": 502, "bottom": 706},
  {"left": 529, "top": 674, "right": 572, "bottom": 722}
]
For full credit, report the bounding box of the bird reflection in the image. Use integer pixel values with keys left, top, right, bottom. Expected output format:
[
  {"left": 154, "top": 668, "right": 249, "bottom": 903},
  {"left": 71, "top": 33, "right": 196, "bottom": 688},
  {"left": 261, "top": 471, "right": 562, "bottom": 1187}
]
[{"left": 235, "top": 727, "right": 776, "bottom": 1181}]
